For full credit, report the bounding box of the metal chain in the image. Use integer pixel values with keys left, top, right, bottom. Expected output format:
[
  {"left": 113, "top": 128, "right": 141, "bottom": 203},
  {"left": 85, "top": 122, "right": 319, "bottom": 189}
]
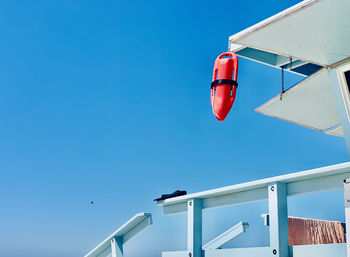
[
  {"left": 280, "top": 57, "right": 292, "bottom": 101},
  {"left": 280, "top": 67, "right": 284, "bottom": 101}
]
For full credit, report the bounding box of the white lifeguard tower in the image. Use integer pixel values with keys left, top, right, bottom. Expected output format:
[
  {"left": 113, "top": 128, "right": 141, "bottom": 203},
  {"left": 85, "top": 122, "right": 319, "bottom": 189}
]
[
  {"left": 157, "top": 0, "right": 350, "bottom": 257},
  {"left": 85, "top": 0, "right": 350, "bottom": 257}
]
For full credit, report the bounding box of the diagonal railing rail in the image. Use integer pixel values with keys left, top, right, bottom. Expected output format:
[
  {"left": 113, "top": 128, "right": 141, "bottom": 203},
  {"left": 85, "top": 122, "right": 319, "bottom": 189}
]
[{"left": 84, "top": 212, "right": 152, "bottom": 257}]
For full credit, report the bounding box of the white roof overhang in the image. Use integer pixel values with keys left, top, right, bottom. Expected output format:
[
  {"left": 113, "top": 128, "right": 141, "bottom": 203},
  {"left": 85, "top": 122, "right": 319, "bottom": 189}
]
[
  {"left": 229, "top": 0, "right": 350, "bottom": 136},
  {"left": 229, "top": 0, "right": 350, "bottom": 67},
  {"left": 255, "top": 68, "right": 340, "bottom": 132},
  {"left": 325, "top": 125, "right": 343, "bottom": 137}
]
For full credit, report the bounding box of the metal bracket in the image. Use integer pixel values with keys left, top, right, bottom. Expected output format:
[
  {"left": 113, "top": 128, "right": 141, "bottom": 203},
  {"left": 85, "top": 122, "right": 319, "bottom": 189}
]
[{"left": 261, "top": 214, "right": 270, "bottom": 227}]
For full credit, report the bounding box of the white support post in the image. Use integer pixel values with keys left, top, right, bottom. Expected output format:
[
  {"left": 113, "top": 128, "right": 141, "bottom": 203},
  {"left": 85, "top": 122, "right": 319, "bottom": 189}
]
[
  {"left": 344, "top": 179, "right": 350, "bottom": 257},
  {"left": 328, "top": 66, "right": 350, "bottom": 156},
  {"left": 111, "top": 237, "right": 123, "bottom": 257},
  {"left": 188, "top": 199, "right": 202, "bottom": 257},
  {"left": 268, "top": 183, "right": 289, "bottom": 257}
]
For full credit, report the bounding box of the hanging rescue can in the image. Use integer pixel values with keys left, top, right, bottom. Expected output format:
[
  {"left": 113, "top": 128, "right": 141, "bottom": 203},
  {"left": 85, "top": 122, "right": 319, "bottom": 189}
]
[{"left": 211, "top": 52, "right": 238, "bottom": 121}]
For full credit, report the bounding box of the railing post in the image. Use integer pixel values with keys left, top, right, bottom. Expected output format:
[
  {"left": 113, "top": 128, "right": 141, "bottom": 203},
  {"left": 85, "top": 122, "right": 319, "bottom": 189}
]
[
  {"left": 111, "top": 237, "right": 123, "bottom": 257},
  {"left": 344, "top": 179, "right": 350, "bottom": 257},
  {"left": 188, "top": 199, "right": 202, "bottom": 257},
  {"left": 268, "top": 183, "right": 289, "bottom": 257}
]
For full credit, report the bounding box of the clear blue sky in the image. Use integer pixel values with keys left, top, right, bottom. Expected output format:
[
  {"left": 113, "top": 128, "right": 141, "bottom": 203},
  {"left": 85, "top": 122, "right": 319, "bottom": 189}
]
[{"left": 0, "top": 1, "right": 348, "bottom": 257}]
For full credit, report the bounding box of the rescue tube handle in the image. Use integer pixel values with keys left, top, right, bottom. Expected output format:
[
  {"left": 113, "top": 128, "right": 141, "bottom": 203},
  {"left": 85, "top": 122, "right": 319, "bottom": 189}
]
[
  {"left": 217, "top": 52, "right": 238, "bottom": 81},
  {"left": 217, "top": 52, "right": 236, "bottom": 59}
]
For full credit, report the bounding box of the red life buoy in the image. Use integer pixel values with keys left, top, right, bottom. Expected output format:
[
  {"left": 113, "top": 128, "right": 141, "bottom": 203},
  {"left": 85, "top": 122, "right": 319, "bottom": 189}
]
[{"left": 211, "top": 52, "right": 238, "bottom": 121}]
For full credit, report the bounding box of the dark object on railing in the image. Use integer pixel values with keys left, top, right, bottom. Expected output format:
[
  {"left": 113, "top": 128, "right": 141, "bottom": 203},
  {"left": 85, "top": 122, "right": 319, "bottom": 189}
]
[{"left": 154, "top": 190, "right": 187, "bottom": 202}]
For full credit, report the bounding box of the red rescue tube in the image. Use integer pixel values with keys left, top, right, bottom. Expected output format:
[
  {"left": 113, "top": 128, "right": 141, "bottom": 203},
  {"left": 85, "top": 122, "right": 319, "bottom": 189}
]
[{"left": 210, "top": 52, "right": 238, "bottom": 121}]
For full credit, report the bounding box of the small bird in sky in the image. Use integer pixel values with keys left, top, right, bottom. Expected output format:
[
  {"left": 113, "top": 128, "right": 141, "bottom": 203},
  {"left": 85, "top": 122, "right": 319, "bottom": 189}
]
[{"left": 90, "top": 201, "right": 94, "bottom": 205}]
